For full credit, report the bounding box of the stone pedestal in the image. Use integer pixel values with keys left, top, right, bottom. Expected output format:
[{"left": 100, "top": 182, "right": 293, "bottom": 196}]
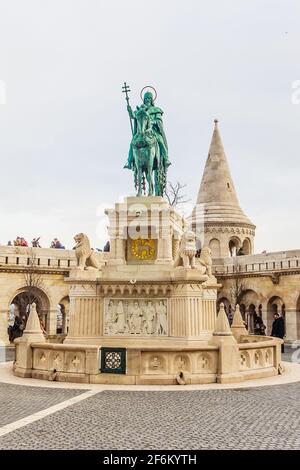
[
  {"left": 12, "top": 196, "right": 282, "bottom": 385},
  {"left": 64, "top": 267, "right": 219, "bottom": 346},
  {"left": 105, "top": 196, "right": 187, "bottom": 266},
  {"left": 14, "top": 303, "right": 46, "bottom": 378}
]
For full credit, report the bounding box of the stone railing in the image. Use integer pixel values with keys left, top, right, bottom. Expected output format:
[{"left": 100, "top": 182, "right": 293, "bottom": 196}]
[
  {"left": 0, "top": 246, "right": 108, "bottom": 271},
  {"left": 13, "top": 335, "right": 281, "bottom": 385},
  {"left": 213, "top": 250, "right": 300, "bottom": 276}
]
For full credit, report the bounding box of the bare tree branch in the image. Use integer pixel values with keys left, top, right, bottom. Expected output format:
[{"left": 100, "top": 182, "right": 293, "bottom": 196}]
[
  {"left": 16, "top": 249, "right": 44, "bottom": 319},
  {"left": 164, "top": 181, "right": 191, "bottom": 207},
  {"left": 230, "top": 258, "right": 246, "bottom": 310}
]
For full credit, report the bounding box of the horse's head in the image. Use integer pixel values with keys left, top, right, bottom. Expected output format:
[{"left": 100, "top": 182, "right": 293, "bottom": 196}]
[{"left": 135, "top": 106, "right": 150, "bottom": 135}]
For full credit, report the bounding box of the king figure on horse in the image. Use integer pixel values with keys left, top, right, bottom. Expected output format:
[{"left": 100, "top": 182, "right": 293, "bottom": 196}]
[{"left": 123, "top": 86, "right": 170, "bottom": 197}]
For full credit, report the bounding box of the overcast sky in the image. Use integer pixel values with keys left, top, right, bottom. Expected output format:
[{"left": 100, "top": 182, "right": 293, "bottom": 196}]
[{"left": 0, "top": 0, "right": 299, "bottom": 253}]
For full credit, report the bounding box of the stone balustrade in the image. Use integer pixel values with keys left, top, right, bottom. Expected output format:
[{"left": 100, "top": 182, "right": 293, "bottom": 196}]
[
  {"left": 213, "top": 250, "right": 300, "bottom": 276},
  {"left": 0, "top": 246, "right": 108, "bottom": 271}
]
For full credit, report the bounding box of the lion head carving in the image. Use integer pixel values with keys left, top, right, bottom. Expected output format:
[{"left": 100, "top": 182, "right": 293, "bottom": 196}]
[
  {"left": 73, "top": 233, "right": 99, "bottom": 270},
  {"left": 74, "top": 233, "right": 91, "bottom": 255},
  {"left": 179, "top": 230, "right": 197, "bottom": 256},
  {"left": 173, "top": 230, "right": 197, "bottom": 269}
]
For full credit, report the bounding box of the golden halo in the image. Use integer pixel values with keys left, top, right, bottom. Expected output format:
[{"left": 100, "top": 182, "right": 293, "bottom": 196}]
[{"left": 140, "top": 86, "right": 157, "bottom": 102}]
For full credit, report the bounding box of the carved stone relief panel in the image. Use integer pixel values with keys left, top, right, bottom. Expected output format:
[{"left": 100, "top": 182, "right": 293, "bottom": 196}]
[
  {"left": 141, "top": 352, "right": 168, "bottom": 375},
  {"left": 104, "top": 298, "right": 168, "bottom": 336},
  {"left": 33, "top": 348, "right": 49, "bottom": 371}
]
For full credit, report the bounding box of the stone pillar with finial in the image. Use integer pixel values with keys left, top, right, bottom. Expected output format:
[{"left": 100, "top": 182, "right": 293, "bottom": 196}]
[
  {"left": 231, "top": 304, "right": 248, "bottom": 342},
  {"left": 209, "top": 303, "right": 240, "bottom": 383},
  {"left": 14, "top": 303, "right": 45, "bottom": 378}
]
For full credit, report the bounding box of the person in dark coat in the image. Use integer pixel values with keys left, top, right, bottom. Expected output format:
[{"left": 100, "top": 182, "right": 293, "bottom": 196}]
[
  {"left": 271, "top": 313, "right": 285, "bottom": 352},
  {"left": 254, "top": 313, "right": 266, "bottom": 335},
  {"left": 103, "top": 241, "right": 110, "bottom": 252},
  {"left": 7, "top": 315, "right": 25, "bottom": 342}
]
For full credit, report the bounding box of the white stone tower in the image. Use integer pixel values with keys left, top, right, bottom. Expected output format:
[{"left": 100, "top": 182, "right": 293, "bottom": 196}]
[{"left": 191, "top": 120, "right": 255, "bottom": 258}]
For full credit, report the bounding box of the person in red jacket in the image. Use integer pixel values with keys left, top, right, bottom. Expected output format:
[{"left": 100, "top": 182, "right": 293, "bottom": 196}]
[{"left": 20, "top": 238, "right": 28, "bottom": 247}]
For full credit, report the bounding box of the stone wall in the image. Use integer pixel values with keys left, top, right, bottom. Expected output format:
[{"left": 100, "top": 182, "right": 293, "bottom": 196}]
[{"left": 13, "top": 335, "right": 281, "bottom": 385}]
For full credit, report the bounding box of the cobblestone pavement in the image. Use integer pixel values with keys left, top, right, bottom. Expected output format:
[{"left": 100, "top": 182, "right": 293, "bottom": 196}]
[
  {"left": 0, "top": 383, "right": 84, "bottom": 427},
  {"left": 0, "top": 383, "right": 300, "bottom": 450}
]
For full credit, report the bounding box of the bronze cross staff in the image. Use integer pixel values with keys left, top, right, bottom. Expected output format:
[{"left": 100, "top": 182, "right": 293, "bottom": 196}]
[{"left": 122, "top": 82, "right": 134, "bottom": 136}]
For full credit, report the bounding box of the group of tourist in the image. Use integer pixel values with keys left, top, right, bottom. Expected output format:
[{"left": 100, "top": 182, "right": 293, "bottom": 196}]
[
  {"left": 8, "top": 237, "right": 29, "bottom": 247},
  {"left": 251, "top": 311, "right": 285, "bottom": 352},
  {"left": 226, "top": 308, "right": 285, "bottom": 352},
  {"left": 3, "top": 238, "right": 110, "bottom": 252},
  {"left": 50, "top": 238, "right": 65, "bottom": 249},
  {"left": 4, "top": 237, "right": 66, "bottom": 249}
]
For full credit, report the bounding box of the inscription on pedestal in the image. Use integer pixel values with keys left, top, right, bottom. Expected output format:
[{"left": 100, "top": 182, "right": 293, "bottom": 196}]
[{"left": 104, "top": 298, "right": 168, "bottom": 336}]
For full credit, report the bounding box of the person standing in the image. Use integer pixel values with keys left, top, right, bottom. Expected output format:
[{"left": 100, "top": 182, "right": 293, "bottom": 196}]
[
  {"left": 271, "top": 313, "right": 285, "bottom": 352},
  {"left": 32, "top": 237, "right": 41, "bottom": 248}
]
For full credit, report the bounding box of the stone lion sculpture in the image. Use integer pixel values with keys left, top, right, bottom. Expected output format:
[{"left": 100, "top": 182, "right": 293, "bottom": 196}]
[
  {"left": 74, "top": 233, "right": 99, "bottom": 270},
  {"left": 198, "top": 246, "right": 213, "bottom": 278},
  {"left": 174, "top": 230, "right": 197, "bottom": 269}
]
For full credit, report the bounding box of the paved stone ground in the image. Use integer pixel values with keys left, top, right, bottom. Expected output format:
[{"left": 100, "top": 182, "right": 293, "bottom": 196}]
[
  {"left": 0, "top": 383, "right": 300, "bottom": 450},
  {"left": 0, "top": 345, "right": 300, "bottom": 450},
  {"left": 0, "top": 383, "right": 84, "bottom": 427},
  {"left": 282, "top": 345, "right": 300, "bottom": 363}
]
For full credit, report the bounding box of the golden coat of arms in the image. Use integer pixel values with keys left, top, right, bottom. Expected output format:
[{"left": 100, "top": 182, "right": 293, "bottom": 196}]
[{"left": 131, "top": 238, "right": 156, "bottom": 261}]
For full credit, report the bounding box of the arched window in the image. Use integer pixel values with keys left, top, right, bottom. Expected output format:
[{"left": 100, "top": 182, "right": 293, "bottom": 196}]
[
  {"left": 242, "top": 238, "right": 251, "bottom": 255},
  {"left": 209, "top": 238, "right": 221, "bottom": 258},
  {"left": 57, "top": 296, "right": 70, "bottom": 334},
  {"left": 8, "top": 287, "right": 50, "bottom": 342},
  {"left": 229, "top": 237, "right": 241, "bottom": 257},
  {"left": 267, "top": 296, "right": 285, "bottom": 335}
]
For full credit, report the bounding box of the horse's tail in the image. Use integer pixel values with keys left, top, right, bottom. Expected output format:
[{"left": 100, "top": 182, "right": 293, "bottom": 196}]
[
  {"left": 142, "top": 174, "right": 146, "bottom": 194},
  {"left": 134, "top": 168, "right": 138, "bottom": 190},
  {"left": 158, "top": 159, "right": 167, "bottom": 196}
]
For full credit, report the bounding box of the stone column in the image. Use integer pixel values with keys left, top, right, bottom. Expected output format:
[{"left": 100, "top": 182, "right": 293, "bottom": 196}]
[
  {"left": 285, "top": 308, "right": 297, "bottom": 343},
  {"left": 0, "top": 307, "right": 9, "bottom": 346},
  {"left": 47, "top": 309, "right": 58, "bottom": 335},
  {"left": 63, "top": 306, "right": 70, "bottom": 334},
  {"left": 220, "top": 237, "right": 230, "bottom": 258},
  {"left": 64, "top": 276, "right": 101, "bottom": 343},
  {"left": 169, "top": 277, "right": 217, "bottom": 339},
  {"left": 115, "top": 239, "right": 125, "bottom": 261},
  {"left": 261, "top": 303, "right": 268, "bottom": 332},
  {"left": 156, "top": 238, "right": 164, "bottom": 262}
]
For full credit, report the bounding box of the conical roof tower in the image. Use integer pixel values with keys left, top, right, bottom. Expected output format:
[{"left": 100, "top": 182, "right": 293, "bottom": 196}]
[{"left": 191, "top": 120, "right": 255, "bottom": 258}]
